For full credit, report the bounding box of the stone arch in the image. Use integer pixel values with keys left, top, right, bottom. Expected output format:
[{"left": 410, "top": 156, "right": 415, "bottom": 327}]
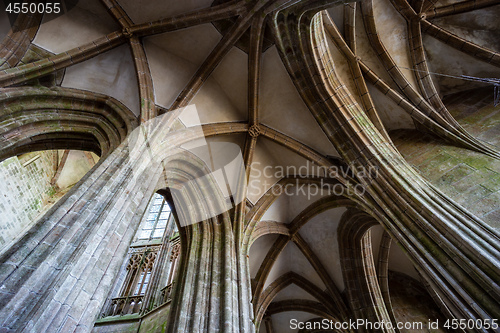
[
  {"left": 255, "top": 271, "right": 342, "bottom": 327},
  {"left": 0, "top": 87, "right": 138, "bottom": 161}
]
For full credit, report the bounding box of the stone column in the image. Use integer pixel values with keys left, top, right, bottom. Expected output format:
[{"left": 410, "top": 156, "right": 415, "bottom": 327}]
[
  {"left": 0, "top": 141, "right": 162, "bottom": 332},
  {"left": 0, "top": 114, "right": 253, "bottom": 332},
  {"left": 270, "top": 5, "right": 500, "bottom": 329},
  {"left": 160, "top": 154, "right": 255, "bottom": 333}
]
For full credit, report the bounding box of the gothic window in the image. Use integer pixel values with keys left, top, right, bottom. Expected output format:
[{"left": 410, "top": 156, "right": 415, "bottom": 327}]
[
  {"left": 137, "top": 193, "right": 171, "bottom": 240},
  {"left": 104, "top": 192, "right": 178, "bottom": 317},
  {"left": 123, "top": 248, "right": 158, "bottom": 297},
  {"left": 160, "top": 238, "right": 181, "bottom": 303},
  {"left": 134, "top": 271, "right": 151, "bottom": 295}
]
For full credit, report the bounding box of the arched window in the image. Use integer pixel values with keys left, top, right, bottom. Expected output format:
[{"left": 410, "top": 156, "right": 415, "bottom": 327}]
[
  {"left": 103, "top": 193, "right": 179, "bottom": 317},
  {"left": 137, "top": 194, "right": 171, "bottom": 240}
]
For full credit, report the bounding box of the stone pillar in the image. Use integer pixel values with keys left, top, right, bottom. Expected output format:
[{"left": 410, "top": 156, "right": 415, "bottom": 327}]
[
  {"left": 0, "top": 115, "right": 253, "bottom": 332},
  {"left": 164, "top": 215, "right": 254, "bottom": 333},
  {"left": 270, "top": 6, "right": 500, "bottom": 329},
  {"left": 0, "top": 142, "right": 162, "bottom": 332},
  {"left": 338, "top": 210, "right": 395, "bottom": 333},
  {"left": 160, "top": 154, "right": 255, "bottom": 333}
]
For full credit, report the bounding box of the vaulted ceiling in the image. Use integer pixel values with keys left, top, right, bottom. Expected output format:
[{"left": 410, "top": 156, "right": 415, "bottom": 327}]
[{"left": 0, "top": 0, "right": 499, "bottom": 331}]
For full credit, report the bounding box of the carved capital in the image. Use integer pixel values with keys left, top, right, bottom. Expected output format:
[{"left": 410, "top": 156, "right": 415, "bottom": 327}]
[
  {"left": 123, "top": 27, "right": 133, "bottom": 39},
  {"left": 249, "top": 124, "right": 261, "bottom": 138}
]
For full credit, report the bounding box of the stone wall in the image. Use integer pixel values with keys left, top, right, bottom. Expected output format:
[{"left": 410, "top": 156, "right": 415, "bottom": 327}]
[
  {"left": 389, "top": 272, "right": 448, "bottom": 332},
  {"left": 0, "top": 150, "right": 97, "bottom": 252},
  {"left": 0, "top": 151, "right": 57, "bottom": 251},
  {"left": 392, "top": 87, "right": 500, "bottom": 230},
  {"left": 93, "top": 301, "right": 171, "bottom": 333}
]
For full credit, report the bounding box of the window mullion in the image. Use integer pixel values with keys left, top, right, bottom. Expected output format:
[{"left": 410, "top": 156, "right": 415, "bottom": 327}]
[{"left": 149, "top": 199, "right": 165, "bottom": 240}]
